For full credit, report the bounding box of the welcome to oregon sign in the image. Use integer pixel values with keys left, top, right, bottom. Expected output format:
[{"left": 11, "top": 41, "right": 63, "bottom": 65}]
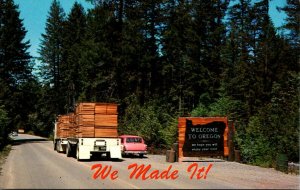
[{"left": 178, "top": 117, "right": 229, "bottom": 158}]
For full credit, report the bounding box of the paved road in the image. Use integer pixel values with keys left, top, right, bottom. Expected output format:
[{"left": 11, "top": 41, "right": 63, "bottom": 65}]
[
  {"left": 0, "top": 134, "right": 299, "bottom": 189},
  {"left": 10, "top": 133, "right": 47, "bottom": 141}
]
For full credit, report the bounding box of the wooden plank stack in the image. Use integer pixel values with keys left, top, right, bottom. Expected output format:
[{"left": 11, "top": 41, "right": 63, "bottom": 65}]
[
  {"left": 68, "top": 113, "right": 76, "bottom": 137},
  {"left": 75, "top": 103, "right": 118, "bottom": 138},
  {"left": 55, "top": 103, "right": 118, "bottom": 138},
  {"left": 56, "top": 113, "right": 75, "bottom": 138}
]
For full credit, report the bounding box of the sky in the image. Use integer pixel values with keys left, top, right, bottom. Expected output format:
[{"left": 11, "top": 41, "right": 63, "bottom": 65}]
[
  {"left": 14, "top": 0, "right": 287, "bottom": 59},
  {"left": 15, "top": 0, "right": 94, "bottom": 58}
]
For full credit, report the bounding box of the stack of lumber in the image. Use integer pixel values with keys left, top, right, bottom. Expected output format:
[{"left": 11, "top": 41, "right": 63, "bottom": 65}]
[
  {"left": 68, "top": 113, "right": 76, "bottom": 137},
  {"left": 75, "top": 103, "right": 118, "bottom": 138},
  {"left": 56, "top": 113, "right": 75, "bottom": 138}
]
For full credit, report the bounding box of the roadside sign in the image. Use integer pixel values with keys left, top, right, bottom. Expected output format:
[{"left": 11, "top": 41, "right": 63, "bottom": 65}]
[{"left": 178, "top": 117, "right": 229, "bottom": 158}]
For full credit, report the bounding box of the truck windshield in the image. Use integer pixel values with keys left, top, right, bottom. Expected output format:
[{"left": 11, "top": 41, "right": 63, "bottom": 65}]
[{"left": 126, "top": 138, "right": 142, "bottom": 143}]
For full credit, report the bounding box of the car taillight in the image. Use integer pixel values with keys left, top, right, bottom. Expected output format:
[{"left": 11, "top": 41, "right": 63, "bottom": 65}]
[{"left": 123, "top": 146, "right": 126, "bottom": 151}]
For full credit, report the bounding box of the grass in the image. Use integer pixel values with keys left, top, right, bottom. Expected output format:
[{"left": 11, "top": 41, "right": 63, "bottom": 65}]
[{"left": 0, "top": 145, "right": 11, "bottom": 175}]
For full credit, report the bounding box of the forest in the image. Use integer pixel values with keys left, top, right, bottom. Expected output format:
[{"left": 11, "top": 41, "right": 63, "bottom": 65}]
[{"left": 0, "top": 0, "right": 299, "bottom": 167}]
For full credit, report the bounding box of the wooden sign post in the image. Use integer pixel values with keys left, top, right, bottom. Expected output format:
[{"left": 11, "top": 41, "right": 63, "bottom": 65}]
[{"left": 178, "top": 117, "right": 229, "bottom": 160}]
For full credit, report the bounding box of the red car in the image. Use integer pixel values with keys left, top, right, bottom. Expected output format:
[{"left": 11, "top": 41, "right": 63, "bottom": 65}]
[{"left": 120, "top": 135, "right": 148, "bottom": 157}]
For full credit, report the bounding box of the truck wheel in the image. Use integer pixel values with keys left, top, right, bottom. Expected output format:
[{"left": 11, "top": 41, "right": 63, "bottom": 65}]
[
  {"left": 70, "top": 144, "right": 76, "bottom": 157},
  {"left": 66, "top": 143, "right": 72, "bottom": 157},
  {"left": 54, "top": 142, "right": 57, "bottom": 151},
  {"left": 106, "top": 153, "right": 111, "bottom": 159},
  {"left": 56, "top": 141, "right": 60, "bottom": 152}
]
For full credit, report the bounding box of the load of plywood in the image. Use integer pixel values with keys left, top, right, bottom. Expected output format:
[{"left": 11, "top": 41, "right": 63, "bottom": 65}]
[{"left": 74, "top": 103, "right": 118, "bottom": 138}]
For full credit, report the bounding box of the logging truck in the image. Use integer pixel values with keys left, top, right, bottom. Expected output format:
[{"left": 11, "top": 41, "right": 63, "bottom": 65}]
[{"left": 53, "top": 103, "right": 122, "bottom": 160}]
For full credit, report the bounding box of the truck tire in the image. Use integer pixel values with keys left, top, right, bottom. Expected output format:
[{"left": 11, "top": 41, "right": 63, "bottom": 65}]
[
  {"left": 56, "top": 141, "right": 60, "bottom": 152},
  {"left": 54, "top": 142, "right": 57, "bottom": 151},
  {"left": 66, "top": 143, "right": 72, "bottom": 157},
  {"left": 106, "top": 152, "right": 111, "bottom": 159}
]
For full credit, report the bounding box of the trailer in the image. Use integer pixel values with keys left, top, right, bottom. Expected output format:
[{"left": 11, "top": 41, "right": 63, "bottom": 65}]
[
  {"left": 53, "top": 114, "right": 73, "bottom": 153},
  {"left": 54, "top": 103, "right": 122, "bottom": 160}
]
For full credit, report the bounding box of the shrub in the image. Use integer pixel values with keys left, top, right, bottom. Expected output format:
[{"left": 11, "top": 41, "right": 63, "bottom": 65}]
[
  {"left": 0, "top": 106, "right": 10, "bottom": 150},
  {"left": 119, "top": 98, "right": 177, "bottom": 148}
]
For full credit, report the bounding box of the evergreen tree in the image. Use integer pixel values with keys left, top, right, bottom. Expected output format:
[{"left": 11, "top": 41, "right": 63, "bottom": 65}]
[
  {"left": 225, "top": 0, "right": 256, "bottom": 117},
  {"left": 223, "top": 0, "right": 299, "bottom": 165},
  {"left": 279, "top": 0, "right": 299, "bottom": 73},
  {"left": 38, "top": 0, "right": 65, "bottom": 114},
  {"left": 279, "top": 0, "right": 300, "bottom": 46},
  {"left": 120, "top": 0, "right": 164, "bottom": 105},
  {"left": 191, "top": 0, "right": 229, "bottom": 105},
  {"left": 0, "top": 0, "right": 31, "bottom": 86},
  {"left": 161, "top": 0, "right": 229, "bottom": 114},
  {"left": 62, "top": 2, "right": 87, "bottom": 112},
  {"left": 119, "top": 0, "right": 146, "bottom": 103},
  {"left": 79, "top": 2, "right": 118, "bottom": 102},
  {"left": 0, "top": 0, "right": 32, "bottom": 145},
  {"left": 161, "top": 0, "right": 194, "bottom": 114},
  {"left": 139, "top": 0, "right": 163, "bottom": 101}
]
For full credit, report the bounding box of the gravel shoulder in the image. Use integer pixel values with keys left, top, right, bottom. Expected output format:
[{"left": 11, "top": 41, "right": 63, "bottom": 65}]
[{"left": 142, "top": 154, "right": 300, "bottom": 189}]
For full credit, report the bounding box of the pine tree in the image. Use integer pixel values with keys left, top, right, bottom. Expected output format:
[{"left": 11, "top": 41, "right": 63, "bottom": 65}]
[
  {"left": 77, "top": 2, "right": 119, "bottom": 102},
  {"left": 0, "top": 0, "right": 31, "bottom": 86},
  {"left": 224, "top": 0, "right": 300, "bottom": 165},
  {"left": 190, "top": 0, "right": 229, "bottom": 104},
  {"left": 140, "top": 0, "right": 163, "bottom": 101},
  {"left": 38, "top": 0, "right": 65, "bottom": 114},
  {"left": 120, "top": 0, "right": 164, "bottom": 105},
  {"left": 279, "top": 0, "right": 299, "bottom": 73},
  {"left": 225, "top": 0, "right": 255, "bottom": 117},
  {"left": 0, "top": 0, "right": 32, "bottom": 145},
  {"left": 62, "top": 2, "right": 87, "bottom": 112},
  {"left": 119, "top": 0, "right": 146, "bottom": 103},
  {"left": 279, "top": 0, "right": 300, "bottom": 46},
  {"left": 161, "top": 0, "right": 194, "bottom": 114},
  {"left": 161, "top": 0, "right": 229, "bottom": 114},
  {"left": 251, "top": 0, "right": 278, "bottom": 105}
]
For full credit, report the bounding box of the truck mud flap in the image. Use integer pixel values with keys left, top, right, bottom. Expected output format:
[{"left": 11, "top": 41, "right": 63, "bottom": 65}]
[
  {"left": 110, "top": 146, "right": 122, "bottom": 159},
  {"left": 77, "top": 146, "right": 91, "bottom": 160}
]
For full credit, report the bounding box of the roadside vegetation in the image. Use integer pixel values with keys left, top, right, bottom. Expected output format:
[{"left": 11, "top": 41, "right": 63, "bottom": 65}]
[
  {"left": 0, "top": 145, "right": 11, "bottom": 175},
  {"left": 0, "top": 106, "right": 11, "bottom": 174},
  {"left": 0, "top": 0, "right": 298, "bottom": 169}
]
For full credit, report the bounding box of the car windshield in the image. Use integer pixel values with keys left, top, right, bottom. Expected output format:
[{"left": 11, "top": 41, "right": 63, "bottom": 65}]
[{"left": 126, "top": 137, "right": 142, "bottom": 143}]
